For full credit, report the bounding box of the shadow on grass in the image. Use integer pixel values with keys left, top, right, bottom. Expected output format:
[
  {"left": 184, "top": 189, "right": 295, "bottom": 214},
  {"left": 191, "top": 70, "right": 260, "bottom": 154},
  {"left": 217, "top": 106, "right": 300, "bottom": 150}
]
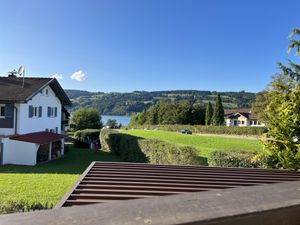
[{"left": 0, "top": 144, "right": 122, "bottom": 174}]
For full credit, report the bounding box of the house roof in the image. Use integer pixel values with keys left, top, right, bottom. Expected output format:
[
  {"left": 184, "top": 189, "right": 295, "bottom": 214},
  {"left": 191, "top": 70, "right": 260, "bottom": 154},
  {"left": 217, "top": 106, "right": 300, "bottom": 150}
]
[
  {"left": 56, "top": 162, "right": 300, "bottom": 208},
  {"left": 224, "top": 108, "right": 258, "bottom": 120},
  {"left": 0, "top": 76, "right": 71, "bottom": 105},
  {"left": 10, "top": 131, "right": 66, "bottom": 144}
]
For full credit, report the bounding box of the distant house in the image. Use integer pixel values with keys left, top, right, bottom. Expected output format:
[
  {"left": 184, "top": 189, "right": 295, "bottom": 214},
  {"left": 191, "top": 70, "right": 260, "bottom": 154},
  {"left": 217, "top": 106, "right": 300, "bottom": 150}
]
[
  {"left": 0, "top": 74, "right": 71, "bottom": 165},
  {"left": 224, "top": 108, "right": 264, "bottom": 127}
]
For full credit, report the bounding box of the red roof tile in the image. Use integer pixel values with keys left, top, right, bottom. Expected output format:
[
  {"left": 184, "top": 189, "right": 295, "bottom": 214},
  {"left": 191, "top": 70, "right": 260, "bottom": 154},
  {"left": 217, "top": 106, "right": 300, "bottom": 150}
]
[{"left": 10, "top": 132, "right": 66, "bottom": 144}]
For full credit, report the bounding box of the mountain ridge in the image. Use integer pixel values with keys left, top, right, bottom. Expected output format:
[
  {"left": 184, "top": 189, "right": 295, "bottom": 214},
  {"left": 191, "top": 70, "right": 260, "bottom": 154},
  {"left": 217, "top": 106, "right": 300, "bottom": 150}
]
[{"left": 65, "top": 89, "right": 256, "bottom": 116}]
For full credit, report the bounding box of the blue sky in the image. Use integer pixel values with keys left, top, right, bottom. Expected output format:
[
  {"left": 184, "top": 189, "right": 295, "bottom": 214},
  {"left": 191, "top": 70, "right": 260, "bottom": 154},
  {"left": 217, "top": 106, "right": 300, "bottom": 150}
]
[{"left": 0, "top": 0, "right": 299, "bottom": 93}]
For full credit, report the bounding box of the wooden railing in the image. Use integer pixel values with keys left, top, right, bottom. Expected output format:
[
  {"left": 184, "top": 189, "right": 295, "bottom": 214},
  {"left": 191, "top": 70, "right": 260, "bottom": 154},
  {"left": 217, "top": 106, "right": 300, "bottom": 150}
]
[{"left": 0, "top": 180, "right": 300, "bottom": 225}]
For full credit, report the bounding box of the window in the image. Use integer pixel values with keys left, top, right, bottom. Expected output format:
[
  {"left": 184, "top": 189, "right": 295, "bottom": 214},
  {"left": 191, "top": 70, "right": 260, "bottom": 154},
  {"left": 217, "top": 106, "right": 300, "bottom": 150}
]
[
  {"left": 0, "top": 105, "right": 5, "bottom": 118},
  {"left": 29, "top": 106, "right": 42, "bottom": 118},
  {"left": 241, "top": 121, "right": 245, "bottom": 125},
  {"left": 48, "top": 107, "right": 57, "bottom": 117},
  {"left": 45, "top": 89, "right": 49, "bottom": 95}
]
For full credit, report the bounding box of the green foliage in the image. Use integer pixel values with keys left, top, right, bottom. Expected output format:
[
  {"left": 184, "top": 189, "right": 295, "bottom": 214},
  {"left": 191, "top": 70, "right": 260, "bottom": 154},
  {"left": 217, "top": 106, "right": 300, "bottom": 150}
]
[
  {"left": 129, "top": 101, "right": 206, "bottom": 126},
  {"left": 126, "top": 124, "right": 265, "bottom": 136},
  {"left": 69, "top": 107, "right": 102, "bottom": 130},
  {"left": 105, "top": 119, "right": 118, "bottom": 128},
  {"left": 255, "top": 28, "right": 300, "bottom": 170},
  {"left": 120, "top": 130, "right": 263, "bottom": 159},
  {"left": 205, "top": 102, "right": 213, "bottom": 125},
  {"left": 73, "top": 129, "right": 100, "bottom": 148},
  {"left": 66, "top": 89, "right": 256, "bottom": 115},
  {"left": 212, "top": 94, "right": 225, "bottom": 125},
  {"left": 100, "top": 130, "right": 201, "bottom": 165},
  {"left": 208, "top": 150, "right": 261, "bottom": 168}
]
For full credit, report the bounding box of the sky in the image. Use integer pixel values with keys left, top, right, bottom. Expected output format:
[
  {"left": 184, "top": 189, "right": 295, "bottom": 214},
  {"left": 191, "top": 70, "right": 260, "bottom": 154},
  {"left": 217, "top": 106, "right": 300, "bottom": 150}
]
[{"left": 0, "top": 0, "right": 300, "bottom": 93}]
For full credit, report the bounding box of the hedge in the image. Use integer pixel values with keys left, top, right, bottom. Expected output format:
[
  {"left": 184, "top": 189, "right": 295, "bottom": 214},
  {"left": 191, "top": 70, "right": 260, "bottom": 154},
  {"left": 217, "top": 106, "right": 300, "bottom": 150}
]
[
  {"left": 125, "top": 125, "right": 266, "bottom": 136},
  {"left": 208, "top": 150, "right": 262, "bottom": 168},
  {"left": 74, "top": 129, "right": 100, "bottom": 148},
  {"left": 100, "top": 129, "right": 202, "bottom": 165}
]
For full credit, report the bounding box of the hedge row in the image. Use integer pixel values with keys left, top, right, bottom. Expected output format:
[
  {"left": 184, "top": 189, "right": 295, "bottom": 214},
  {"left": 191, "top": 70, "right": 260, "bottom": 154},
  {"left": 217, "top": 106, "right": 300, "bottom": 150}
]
[
  {"left": 100, "top": 129, "right": 201, "bottom": 165},
  {"left": 73, "top": 129, "right": 100, "bottom": 148},
  {"left": 208, "top": 150, "right": 263, "bottom": 168},
  {"left": 125, "top": 125, "right": 266, "bottom": 136}
]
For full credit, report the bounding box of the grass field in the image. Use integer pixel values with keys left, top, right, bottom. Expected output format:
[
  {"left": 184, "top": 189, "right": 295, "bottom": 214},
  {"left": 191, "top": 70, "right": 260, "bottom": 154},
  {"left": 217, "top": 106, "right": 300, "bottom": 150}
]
[
  {"left": 0, "top": 146, "right": 120, "bottom": 214},
  {"left": 120, "top": 130, "right": 263, "bottom": 157}
]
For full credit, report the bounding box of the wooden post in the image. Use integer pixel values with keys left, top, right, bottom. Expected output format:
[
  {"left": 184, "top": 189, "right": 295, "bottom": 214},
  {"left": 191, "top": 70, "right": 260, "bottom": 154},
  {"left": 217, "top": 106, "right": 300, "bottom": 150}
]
[
  {"left": 61, "top": 139, "right": 64, "bottom": 155},
  {"left": 48, "top": 142, "right": 52, "bottom": 161}
]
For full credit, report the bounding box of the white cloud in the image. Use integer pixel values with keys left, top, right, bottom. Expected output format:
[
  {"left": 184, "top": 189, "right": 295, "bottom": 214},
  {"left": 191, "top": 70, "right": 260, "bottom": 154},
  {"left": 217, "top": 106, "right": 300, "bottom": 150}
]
[
  {"left": 70, "top": 70, "right": 86, "bottom": 81},
  {"left": 51, "top": 73, "right": 63, "bottom": 80}
]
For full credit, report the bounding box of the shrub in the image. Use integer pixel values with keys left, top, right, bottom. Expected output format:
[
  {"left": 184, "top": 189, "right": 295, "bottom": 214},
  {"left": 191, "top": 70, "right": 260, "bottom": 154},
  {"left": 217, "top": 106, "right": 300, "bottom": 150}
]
[
  {"left": 74, "top": 129, "right": 100, "bottom": 148},
  {"left": 208, "top": 150, "right": 262, "bottom": 168},
  {"left": 69, "top": 108, "right": 102, "bottom": 130},
  {"left": 100, "top": 129, "right": 202, "bottom": 165},
  {"left": 0, "top": 200, "right": 52, "bottom": 214}
]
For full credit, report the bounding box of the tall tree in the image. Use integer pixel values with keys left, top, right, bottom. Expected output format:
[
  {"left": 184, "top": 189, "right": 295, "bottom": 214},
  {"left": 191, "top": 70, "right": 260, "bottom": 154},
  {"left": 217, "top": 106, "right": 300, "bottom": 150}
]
[
  {"left": 212, "top": 94, "right": 224, "bottom": 125},
  {"left": 205, "top": 102, "right": 213, "bottom": 125}
]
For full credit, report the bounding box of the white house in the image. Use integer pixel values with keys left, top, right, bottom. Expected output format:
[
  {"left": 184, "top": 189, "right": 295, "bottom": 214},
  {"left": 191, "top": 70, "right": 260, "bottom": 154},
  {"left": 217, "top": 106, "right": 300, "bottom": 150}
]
[
  {"left": 224, "top": 108, "right": 265, "bottom": 127},
  {"left": 0, "top": 74, "right": 71, "bottom": 165}
]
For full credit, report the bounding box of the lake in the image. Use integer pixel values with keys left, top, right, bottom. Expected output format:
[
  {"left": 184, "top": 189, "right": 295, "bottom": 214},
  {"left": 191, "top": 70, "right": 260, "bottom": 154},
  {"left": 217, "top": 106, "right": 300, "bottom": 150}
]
[{"left": 101, "top": 115, "right": 131, "bottom": 126}]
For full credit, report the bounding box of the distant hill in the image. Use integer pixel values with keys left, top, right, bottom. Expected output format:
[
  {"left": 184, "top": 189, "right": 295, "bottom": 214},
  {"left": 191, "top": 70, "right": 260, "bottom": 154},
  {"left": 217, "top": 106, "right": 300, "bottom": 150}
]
[{"left": 65, "top": 89, "right": 256, "bottom": 116}]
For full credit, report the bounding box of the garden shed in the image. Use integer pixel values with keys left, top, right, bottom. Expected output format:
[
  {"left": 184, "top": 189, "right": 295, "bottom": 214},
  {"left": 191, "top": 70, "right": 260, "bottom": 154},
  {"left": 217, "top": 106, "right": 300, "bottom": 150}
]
[{"left": 2, "top": 131, "right": 65, "bottom": 165}]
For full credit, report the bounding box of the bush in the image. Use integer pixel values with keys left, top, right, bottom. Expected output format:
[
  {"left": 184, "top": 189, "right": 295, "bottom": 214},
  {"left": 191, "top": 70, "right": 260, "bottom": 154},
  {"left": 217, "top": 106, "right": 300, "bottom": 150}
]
[
  {"left": 126, "top": 124, "right": 265, "bottom": 136},
  {"left": 208, "top": 150, "right": 262, "bottom": 168},
  {"left": 0, "top": 200, "right": 52, "bottom": 214},
  {"left": 100, "top": 129, "right": 201, "bottom": 165},
  {"left": 74, "top": 129, "right": 100, "bottom": 148},
  {"left": 69, "top": 108, "right": 102, "bottom": 130}
]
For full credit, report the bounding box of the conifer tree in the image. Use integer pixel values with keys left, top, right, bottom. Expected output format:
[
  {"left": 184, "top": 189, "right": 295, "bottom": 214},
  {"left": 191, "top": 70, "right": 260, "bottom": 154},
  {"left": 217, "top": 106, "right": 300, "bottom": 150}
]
[
  {"left": 205, "top": 102, "right": 213, "bottom": 125},
  {"left": 212, "top": 94, "right": 224, "bottom": 125},
  {"left": 254, "top": 28, "right": 300, "bottom": 170}
]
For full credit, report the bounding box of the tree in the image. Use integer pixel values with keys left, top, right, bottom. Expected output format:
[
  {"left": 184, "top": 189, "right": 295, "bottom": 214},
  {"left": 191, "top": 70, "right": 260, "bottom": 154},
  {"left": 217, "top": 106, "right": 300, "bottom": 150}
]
[
  {"left": 105, "top": 119, "right": 118, "bottom": 128},
  {"left": 255, "top": 28, "right": 300, "bottom": 170},
  {"left": 70, "top": 107, "right": 102, "bottom": 130},
  {"left": 212, "top": 94, "right": 224, "bottom": 125},
  {"left": 205, "top": 102, "right": 213, "bottom": 125}
]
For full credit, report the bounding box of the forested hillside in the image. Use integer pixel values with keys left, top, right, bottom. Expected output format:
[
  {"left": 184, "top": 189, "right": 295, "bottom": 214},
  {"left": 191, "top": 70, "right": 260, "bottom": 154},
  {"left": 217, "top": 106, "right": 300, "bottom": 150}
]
[{"left": 65, "top": 89, "right": 256, "bottom": 115}]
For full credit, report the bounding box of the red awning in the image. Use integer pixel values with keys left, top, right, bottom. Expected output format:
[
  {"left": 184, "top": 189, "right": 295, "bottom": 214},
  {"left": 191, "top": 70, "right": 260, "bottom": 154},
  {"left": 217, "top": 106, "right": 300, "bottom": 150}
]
[{"left": 10, "top": 132, "right": 66, "bottom": 144}]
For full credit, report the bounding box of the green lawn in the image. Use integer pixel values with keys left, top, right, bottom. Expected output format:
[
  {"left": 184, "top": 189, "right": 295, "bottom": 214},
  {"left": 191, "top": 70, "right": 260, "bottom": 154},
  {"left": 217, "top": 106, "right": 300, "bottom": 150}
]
[
  {"left": 0, "top": 146, "right": 120, "bottom": 214},
  {"left": 120, "top": 130, "right": 263, "bottom": 157}
]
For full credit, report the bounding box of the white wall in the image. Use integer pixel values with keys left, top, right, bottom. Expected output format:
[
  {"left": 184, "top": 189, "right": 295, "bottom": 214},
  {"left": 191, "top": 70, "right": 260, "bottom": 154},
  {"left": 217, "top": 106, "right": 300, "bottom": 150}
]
[
  {"left": 2, "top": 138, "right": 39, "bottom": 166},
  {"left": 0, "top": 128, "right": 15, "bottom": 136},
  {"left": 18, "top": 85, "right": 62, "bottom": 134}
]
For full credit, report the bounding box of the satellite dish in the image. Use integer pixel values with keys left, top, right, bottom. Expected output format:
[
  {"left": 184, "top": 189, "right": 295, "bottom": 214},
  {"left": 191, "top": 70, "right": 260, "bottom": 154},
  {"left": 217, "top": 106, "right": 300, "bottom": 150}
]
[{"left": 18, "top": 65, "right": 25, "bottom": 76}]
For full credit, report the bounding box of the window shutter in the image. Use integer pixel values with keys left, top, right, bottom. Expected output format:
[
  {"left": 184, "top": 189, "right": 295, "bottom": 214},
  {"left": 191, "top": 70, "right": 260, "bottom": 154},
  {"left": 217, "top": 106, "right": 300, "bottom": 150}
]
[
  {"left": 5, "top": 104, "right": 13, "bottom": 118},
  {"left": 54, "top": 107, "right": 57, "bottom": 117},
  {"left": 47, "top": 107, "right": 51, "bottom": 117},
  {"left": 39, "top": 106, "right": 42, "bottom": 118},
  {"left": 29, "top": 105, "right": 33, "bottom": 118}
]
